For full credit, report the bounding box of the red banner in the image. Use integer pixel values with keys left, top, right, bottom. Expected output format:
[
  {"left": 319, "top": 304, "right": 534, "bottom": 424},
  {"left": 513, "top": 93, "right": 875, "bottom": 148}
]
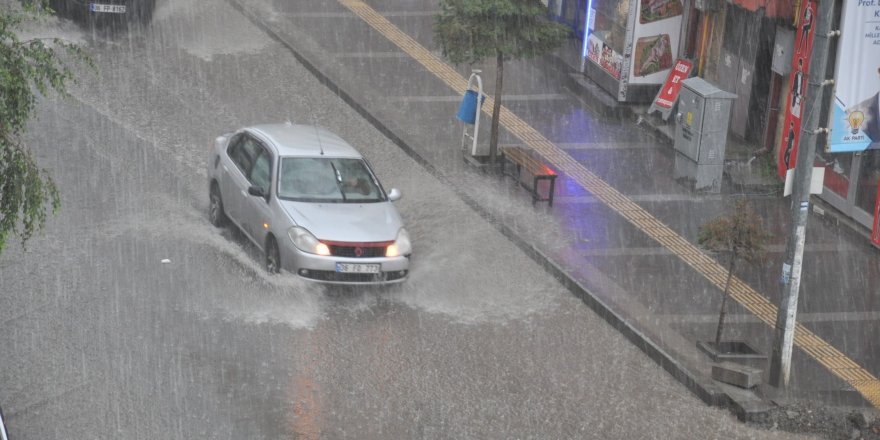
[
  {"left": 654, "top": 59, "right": 692, "bottom": 109},
  {"left": 873, "top": 178, "right": 880, "bottom": 248},
  {"left": 778, "top": 0, "right": 817, "bottom": 177}
]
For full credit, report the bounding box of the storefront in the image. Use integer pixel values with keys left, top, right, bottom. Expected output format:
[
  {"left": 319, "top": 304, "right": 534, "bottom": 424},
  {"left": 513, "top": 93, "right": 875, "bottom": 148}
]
[
  {"left": 816, "top": 150, "right": 880, "bottom": 238},
  {"left": 818, "top": 0, "right": 880, "bottom": 246},
  {"left": 547, "top": 0, "right": 588, "bottom": 38},
  {"left": 575, "top": 0, "right": 688, "bottom": 102},
  {"left": 547, "top": 0, "right": 879, "bottom": 246}
]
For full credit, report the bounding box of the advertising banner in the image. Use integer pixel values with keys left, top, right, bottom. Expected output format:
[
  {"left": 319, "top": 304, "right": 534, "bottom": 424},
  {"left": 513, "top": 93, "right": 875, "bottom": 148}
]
[
  {"left": 654, "top": 59, "right": 692, "bottom": 108},
  {"left": 648, "top": 59, "right": 692, "bottom": 119},
  {"left": 778, "top": 0, "right": 817, "bottom": 177},
  {"left": 587, "top": 33, "right": 624, "bottom": 80},
  {"left": 628, "top": 0, "right": 684, "bottom": 86},
  {"left": 827, "top": 0, "right": 880, "bottom": 153}
]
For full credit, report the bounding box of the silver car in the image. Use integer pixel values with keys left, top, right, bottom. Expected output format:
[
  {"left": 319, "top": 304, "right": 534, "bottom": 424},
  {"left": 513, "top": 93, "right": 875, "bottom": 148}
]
[
  {"left": 0, "top": 403, "right": 7, "bottom": 440},
  {"left": 206, "top": 123, "right": 411, "bottom": 284}
]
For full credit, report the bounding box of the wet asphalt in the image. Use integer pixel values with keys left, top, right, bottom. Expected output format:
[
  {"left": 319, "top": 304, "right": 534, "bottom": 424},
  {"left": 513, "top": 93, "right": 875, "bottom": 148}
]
[{"left": 0, "top": 0, "right": 866, "bottom": 438}]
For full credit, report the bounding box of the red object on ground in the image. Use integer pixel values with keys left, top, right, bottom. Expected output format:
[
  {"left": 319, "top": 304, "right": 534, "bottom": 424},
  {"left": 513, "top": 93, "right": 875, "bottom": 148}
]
[{"left": 654, "top": 59, "right": 692, "bottom": 109}]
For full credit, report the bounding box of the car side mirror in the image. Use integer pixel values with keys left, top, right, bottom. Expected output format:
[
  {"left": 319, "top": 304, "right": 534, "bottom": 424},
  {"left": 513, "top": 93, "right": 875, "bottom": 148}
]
[
  {"left": 387, "top": 188, "right": 401, "bottom": 201},
  {"left": 248, "top": 185, "right": 267, "bottom": 200},
  {"left": 215, "top": 135, "right": 228, "bottom": 151}
]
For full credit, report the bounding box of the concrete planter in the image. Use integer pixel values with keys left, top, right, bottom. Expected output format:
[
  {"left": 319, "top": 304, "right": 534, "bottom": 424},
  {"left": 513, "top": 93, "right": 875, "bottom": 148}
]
[{"left": 711, "top": 362, "right": 764, "bottom": 389}]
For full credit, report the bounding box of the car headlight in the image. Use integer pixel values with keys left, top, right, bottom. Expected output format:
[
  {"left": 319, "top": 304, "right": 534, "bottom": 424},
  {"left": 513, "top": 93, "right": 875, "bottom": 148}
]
[
  {"left": 386, "top": 228, "right": 412, "bottom": 257},
  {"left": 288, "top": 226, "right": 330, "bottom": 256}
]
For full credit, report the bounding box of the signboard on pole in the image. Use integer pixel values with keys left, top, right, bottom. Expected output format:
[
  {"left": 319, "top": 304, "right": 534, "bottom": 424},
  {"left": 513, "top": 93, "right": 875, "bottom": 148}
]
[
  {"left": 778, "top": 0, "right": 817, "bottom": 177},
  {"left": 648, "top": 59, "right": 693, "bottom": 120},
  {"left": 826, "top": 0, "right": 880, "bottom": 153}
]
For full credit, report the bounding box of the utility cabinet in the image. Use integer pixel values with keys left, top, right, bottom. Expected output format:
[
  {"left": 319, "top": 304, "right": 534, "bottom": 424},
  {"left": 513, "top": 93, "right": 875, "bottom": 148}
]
[{"left": 673, "top": 77, "right": 737, "bottom": 193}]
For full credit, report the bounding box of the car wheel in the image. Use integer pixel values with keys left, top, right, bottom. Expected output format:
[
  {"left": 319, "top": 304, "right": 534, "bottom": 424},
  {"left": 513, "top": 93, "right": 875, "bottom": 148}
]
[
  {"left": 209, "top": 184, "right": 228, "bottom": 227},
  {"left": 265, "top": 237, "right": 281, "bottom": 274}
]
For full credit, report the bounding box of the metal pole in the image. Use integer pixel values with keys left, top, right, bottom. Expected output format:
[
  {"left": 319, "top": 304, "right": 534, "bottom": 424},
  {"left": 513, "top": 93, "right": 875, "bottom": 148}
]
[
  {"left": 470, "top": 70, "right": 483, "bottom": 156},
  {"left": 767, "top": 0, "right": 835, "bottom": 389},
  {"left": 460, "top": 70, "right": 483, "bottom": 156}
]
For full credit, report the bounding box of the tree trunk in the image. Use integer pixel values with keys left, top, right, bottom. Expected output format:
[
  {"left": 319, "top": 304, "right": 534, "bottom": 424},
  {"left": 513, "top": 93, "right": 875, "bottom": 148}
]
[
  {"left": 489, "top": 51, "right": 504, "bottom": 164},
  {"left": 715, "top": 251, "right": 737, "bottom": 348}
]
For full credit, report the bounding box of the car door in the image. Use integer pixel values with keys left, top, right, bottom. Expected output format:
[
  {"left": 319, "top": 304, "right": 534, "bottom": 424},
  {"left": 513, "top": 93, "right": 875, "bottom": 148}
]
[
  {"left": 224, "top": 133, "right": 260, "bottom": 228},
  {"left": 240, "top": 142, "right": 275, "bottom": 248},
  {"left": 218, "top": 133, "right": 245, "bottom": 224}
]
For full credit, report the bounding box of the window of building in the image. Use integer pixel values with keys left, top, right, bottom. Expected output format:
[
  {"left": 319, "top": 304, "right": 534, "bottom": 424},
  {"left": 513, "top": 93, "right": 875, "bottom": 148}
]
[{"left": 856, "top": 150, "right": 880, "bottom": 216}]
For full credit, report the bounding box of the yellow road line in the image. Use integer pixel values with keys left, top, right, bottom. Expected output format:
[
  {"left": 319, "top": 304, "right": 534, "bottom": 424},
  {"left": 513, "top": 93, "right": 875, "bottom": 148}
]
[{"left": 338, "top": 0, "right": 880, "bottom": 408}]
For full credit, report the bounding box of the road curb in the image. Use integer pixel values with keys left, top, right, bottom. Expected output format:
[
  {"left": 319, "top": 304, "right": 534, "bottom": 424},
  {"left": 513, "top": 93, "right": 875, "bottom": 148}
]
[{"left": 228, "top": 0, "right": 772, "bottom": 420}]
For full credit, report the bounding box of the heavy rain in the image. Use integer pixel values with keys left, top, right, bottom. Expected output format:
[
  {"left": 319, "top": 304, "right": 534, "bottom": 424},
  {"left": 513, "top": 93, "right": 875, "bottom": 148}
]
[{"left": 0, "top": 0, "right": 878, "bottom": 439}]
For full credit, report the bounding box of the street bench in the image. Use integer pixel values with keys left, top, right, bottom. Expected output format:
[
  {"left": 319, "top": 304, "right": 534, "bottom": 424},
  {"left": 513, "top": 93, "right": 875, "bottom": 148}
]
[{"left": 499, "top": 146, "right": 557, "bottom": 206}]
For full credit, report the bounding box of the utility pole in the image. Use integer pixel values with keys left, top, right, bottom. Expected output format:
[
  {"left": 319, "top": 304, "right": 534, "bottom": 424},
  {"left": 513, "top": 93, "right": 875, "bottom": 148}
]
[{"left": 768, "top": 0, "right": 836, "bottom": 389}]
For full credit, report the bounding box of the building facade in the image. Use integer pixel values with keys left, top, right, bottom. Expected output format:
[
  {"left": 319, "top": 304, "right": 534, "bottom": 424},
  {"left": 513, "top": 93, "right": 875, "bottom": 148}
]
[{"left": 548, "top": 0, "right": 880, "bottom": 246}]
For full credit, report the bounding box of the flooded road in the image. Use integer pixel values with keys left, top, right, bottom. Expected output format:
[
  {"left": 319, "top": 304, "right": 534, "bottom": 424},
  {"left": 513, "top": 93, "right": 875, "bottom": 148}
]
[{"left": 0, "top": 1, "right": 821, "bottom": 438}]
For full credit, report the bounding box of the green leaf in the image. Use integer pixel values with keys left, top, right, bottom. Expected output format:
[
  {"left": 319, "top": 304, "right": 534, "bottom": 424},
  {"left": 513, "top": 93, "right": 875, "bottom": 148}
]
[
  {"left": 434, "top": 0, "right": 571, "bottom": 65},
  {"left": 0, "top": 1, "right": 93, "bottom": 253}
]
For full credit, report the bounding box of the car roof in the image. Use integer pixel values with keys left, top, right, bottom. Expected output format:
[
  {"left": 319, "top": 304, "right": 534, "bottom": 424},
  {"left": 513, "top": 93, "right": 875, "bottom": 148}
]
[{"left": 247, "top": 123, "right": 362, "bottom": 158}]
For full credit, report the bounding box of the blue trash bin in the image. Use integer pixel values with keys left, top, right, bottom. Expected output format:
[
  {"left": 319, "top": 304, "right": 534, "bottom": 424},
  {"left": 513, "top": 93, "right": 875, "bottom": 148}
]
[{"left": 456, "top": 90, "right": 484, "bottom": 124}]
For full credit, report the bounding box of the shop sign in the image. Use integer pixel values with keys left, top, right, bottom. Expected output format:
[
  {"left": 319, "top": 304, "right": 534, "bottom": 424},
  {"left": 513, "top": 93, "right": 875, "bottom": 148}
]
[
  {"left": 777, "top": 0, "right": 817, "bottom": 177},
  {"left": 655, "top": 60, "right": 692, "bottom": 108},
  {"left": 826, "top": 0, "right": 880, "bottom": 153},
  {"left": 648, "top": 59, "right": 692, "bottom": 119},
  {"left": 587, "top": 34, "right": 624, "bottom": 80},
  {"left": 628, "top": 0, "right": 684, "bottom": 87}
]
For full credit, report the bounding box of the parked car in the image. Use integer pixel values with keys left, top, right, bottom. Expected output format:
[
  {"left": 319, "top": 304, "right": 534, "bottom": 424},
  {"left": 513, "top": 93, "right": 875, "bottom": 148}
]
[
  {"left": 206, "top": 123, "right": 411, "bottom": 284},
  {"left": 48, "top": 0, "right": 156, "bottom": 24}
]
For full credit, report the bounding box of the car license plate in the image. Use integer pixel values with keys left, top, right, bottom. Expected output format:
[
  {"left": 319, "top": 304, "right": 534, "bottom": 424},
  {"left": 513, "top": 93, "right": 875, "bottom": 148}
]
[
  {"left": 90, "top": 4, "right": 126, "bottom": 13},
  {"left": 336, "top": 263, "right": 380, "bottom": 274}
]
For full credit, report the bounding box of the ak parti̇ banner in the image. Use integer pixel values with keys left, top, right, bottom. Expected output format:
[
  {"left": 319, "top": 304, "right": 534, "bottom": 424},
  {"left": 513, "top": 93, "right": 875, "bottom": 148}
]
[{"left": 778, "top": 0, "right": 818, "bottom": 178}]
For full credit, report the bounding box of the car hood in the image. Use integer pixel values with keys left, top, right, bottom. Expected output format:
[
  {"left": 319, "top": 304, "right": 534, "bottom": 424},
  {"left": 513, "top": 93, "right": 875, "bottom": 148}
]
[{"left": 281, "top": 200, "right": 404, "bottom": 243}]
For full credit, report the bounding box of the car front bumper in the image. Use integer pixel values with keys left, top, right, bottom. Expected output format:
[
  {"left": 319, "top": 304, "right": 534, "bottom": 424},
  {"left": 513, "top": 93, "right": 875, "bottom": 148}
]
[{"left": 284, "top": 246, "right": 410, "bottom": 285}]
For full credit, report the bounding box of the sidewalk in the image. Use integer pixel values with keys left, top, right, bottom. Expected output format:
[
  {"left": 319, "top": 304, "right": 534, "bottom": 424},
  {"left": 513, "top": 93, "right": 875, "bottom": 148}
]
[
  {"left": 548, "top": 38, "right": 874, "bottom": 242},
  {"left": 231, "top": 0, "right": 880, "bottom": 418}
]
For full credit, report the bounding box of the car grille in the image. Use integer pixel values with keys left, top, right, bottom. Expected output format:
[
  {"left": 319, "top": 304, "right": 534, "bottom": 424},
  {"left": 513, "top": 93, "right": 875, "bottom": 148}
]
[
  {"left": 301, "top": 270, "right": 408, "bottom": 283},
  {"left": 324, "top": 241, "right": 392, "bottom": 258}
]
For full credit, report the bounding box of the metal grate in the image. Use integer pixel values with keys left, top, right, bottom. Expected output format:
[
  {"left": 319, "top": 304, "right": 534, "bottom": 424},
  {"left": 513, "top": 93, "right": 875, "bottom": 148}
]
[
  {"left": 323, "top": 240, "right": 393, "bottom": 258},
  {"left": 328, "top": 245, "right": 387, "bottom": 258}
]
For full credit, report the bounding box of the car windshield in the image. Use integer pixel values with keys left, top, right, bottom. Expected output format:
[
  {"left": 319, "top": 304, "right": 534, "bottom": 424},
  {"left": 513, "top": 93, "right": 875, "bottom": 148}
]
[{"left": 278, "top": 157, "right": 383, "bottom": 203}]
